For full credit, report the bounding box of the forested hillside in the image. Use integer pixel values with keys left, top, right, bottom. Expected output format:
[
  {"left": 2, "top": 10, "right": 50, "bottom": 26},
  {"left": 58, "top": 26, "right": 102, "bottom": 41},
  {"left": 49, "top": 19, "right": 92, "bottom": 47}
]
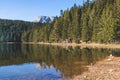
[
  {"left": 22, "top": 0, "right": 120, "bottom": 44},
  {"left": 0, "top": 0, "right": 120, "bottom": 43},
  {"left": 0, "top": 19, "right": 41, "bottom": 42}
]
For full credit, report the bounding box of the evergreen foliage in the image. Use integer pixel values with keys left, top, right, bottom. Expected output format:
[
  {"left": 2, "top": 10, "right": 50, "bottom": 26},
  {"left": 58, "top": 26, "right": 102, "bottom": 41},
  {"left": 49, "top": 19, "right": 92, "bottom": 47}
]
[
  {"left": 0, "top": 19, "right": 41, "bottom": 42},
  {"left": 1, "top": 0, "right": 120, "bottom": 44}
]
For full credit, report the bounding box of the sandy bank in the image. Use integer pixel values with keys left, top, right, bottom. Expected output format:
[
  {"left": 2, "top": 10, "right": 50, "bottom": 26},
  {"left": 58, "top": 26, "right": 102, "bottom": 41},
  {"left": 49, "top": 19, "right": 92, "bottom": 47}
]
[
  {"left": 1, "top": 42, "right": 120, "bottom": 49},
  {"left": 21, "top": 42, "right": 120, "bottom": 49}
]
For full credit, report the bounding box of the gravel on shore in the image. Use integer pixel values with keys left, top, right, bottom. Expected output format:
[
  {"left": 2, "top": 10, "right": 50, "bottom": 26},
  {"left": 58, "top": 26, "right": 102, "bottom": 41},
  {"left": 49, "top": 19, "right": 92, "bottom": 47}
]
[{"left": 73, "top": 55, "right": 120, "bottom": 80}]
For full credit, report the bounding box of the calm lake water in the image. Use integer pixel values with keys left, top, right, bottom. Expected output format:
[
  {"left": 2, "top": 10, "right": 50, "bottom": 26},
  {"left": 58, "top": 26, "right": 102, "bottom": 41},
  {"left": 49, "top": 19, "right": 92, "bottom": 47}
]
[{"left": 0, "top": 44, "right": 120, "bottom": 80}]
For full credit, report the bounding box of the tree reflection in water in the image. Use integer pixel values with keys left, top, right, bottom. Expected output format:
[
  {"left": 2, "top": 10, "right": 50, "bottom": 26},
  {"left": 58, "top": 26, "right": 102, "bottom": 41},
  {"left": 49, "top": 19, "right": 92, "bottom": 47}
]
[{"left": 0, "top": 44, "right": 119, "bottom": 78}]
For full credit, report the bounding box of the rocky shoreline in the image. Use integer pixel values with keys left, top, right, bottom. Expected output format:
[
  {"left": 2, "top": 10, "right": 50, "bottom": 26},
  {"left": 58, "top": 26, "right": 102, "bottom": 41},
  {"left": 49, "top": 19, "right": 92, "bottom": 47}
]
[{"left": 73, "top": 55, "right": 120, "bottom": 80}]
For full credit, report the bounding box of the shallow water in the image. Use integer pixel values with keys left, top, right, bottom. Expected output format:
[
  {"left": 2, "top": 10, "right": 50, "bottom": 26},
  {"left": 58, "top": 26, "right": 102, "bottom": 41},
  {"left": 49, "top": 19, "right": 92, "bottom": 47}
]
[{"left": 0, "top": 44, "right": 120, "bottom": 80}]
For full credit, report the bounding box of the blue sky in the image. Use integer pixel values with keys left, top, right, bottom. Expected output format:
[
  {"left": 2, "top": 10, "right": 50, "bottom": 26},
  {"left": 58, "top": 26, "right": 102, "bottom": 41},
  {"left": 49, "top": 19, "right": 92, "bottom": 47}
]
[{"left": 0, "top": 0, "right": 84, "bottom": 21}]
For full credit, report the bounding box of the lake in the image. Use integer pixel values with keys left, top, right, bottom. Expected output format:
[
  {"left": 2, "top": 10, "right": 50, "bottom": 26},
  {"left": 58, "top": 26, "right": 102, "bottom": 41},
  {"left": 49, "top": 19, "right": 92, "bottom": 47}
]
[{"left": 0, "top": 44, "right": 120, "bottom": 80}]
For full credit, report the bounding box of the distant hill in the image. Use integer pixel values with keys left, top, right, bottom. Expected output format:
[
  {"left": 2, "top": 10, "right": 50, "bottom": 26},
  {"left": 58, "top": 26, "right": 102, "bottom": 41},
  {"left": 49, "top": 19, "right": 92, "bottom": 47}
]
[
  {"left": 34, "top": 16, "right": 56, "bottom": 23},
  {"left": 0, "top": 19, "right": 41, "bottom": 42}
]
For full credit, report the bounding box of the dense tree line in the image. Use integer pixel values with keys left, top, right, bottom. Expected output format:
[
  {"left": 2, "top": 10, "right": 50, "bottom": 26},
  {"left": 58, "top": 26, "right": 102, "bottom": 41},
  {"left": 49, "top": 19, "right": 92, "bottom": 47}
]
[
  {"left": 22, "top": 0, "right": 120, "bottom": 44},
  {"left": 0, "top": 19, "right": 42, "bottom": 42}
]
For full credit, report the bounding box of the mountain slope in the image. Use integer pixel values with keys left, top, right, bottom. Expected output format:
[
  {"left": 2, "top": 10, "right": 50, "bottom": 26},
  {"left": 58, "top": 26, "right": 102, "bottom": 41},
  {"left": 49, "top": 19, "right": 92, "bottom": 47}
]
[{"left": 34, "top": 16, "right": 56, "bottom": 23}]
